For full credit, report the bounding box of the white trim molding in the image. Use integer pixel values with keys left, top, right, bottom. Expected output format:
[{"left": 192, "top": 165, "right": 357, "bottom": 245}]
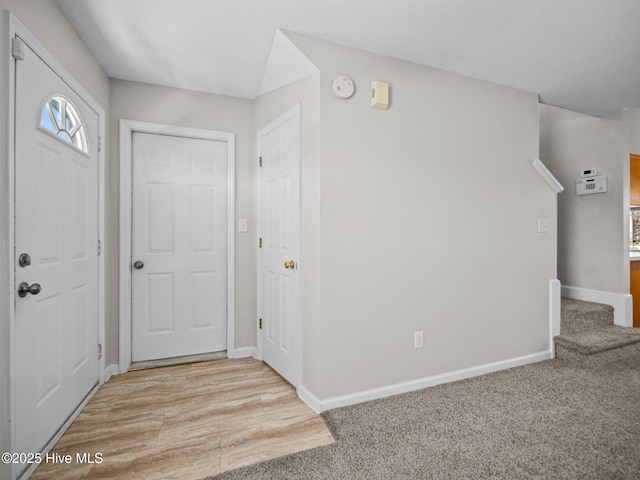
[
  {"left": 561, "top": 285, "right": 632, "bottom": 327},
  {"left": 298, "top": 350, "right": 553, "bottom": 414},
  {"left": 297, "top": 385, "right": 322, "bottom": 414},
  {"left": 550, "top": 279, "right": 562, "bottom": 357},
  {"left": 231, "top": 346, "right": 258, "bottom": 359},
  {"left": 119, "top": 120, "right": 236, "bottom": 373},
  {"left": 104, "top": 364, "right": 120, "bottom": 382},
  {"left": 533, "top": 159, "right": 564, "bottom": 193}
]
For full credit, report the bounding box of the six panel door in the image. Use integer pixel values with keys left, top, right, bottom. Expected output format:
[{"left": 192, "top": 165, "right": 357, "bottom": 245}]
[
  {"left": 258, "top": 108, "right": 301, "bottom": 386},
  {"left": 131, "top": 132, "right": 228, "bottom": 362}
]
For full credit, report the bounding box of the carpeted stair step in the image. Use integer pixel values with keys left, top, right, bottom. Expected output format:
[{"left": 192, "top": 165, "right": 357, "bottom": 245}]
[
  {"left": 554, "top": 325, "right": 640, "bottom": 356},
  {"left": 556, "top": 297, "right": 640, "bottom": 360},
  {"left": 560, "top": 297, "right": 614, "bottom": 334}
]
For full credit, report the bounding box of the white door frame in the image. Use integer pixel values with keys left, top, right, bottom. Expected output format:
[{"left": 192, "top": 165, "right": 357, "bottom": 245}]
[
  {"left": 256, "top": 104, "right": 302, "bottom": 385},
  {"left": 119, "top": 120, "right": 236, "bottom": 373},
  {"left": 3, "top": 13, "right": 106, "bottom": 479}
]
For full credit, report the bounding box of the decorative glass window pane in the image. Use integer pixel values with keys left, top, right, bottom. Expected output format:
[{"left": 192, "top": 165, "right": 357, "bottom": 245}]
[{"left": 38, "top": 95, "right": 88, "bottom": 154}]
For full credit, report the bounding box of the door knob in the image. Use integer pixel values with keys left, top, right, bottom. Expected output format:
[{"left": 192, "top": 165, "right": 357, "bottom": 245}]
[
  {"left": 18, "top": 282, "right": 41, "bottom": 298},
  {"left": 284, "top": 260, "right": 296, "bottom": 270},
  {"left": 133, "top": 261, "right": 144, "bottom": 270}
]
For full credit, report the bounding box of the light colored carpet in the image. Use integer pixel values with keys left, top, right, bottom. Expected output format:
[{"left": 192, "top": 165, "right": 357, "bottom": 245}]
[
  {"left": 554, "top": 325, "right": 640, "bottom": 354},
  {"left": 555, "top": 297, "right": 640, "bottom": 357},
  {"left": 210, "top": 343, "right": 640, "bottom": 480},
  {"left": 560, "top": 297, "right": 614, "bottom": 334}
]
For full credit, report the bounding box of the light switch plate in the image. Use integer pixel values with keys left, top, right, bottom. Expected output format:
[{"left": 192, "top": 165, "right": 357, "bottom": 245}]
[{"left": 238, "top": 218, "right": 248, "bottom": 233}]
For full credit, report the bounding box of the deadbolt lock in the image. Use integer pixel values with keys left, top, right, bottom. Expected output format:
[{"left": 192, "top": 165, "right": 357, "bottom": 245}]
[{"left": 18, "top": 253, "right": 31, "bottom": 268}]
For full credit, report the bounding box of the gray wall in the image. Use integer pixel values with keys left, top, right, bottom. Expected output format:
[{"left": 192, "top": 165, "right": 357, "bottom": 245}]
[
  {"left": 0, "top": 0, "right": 110, "bottom": 470},
  {"left": 109, "top": 79, "right": 255, "bottom": 360},
  {"left": 288, "top": 33, "right": 556, "bottom": 400},
  {"left": 621, "top": 108, "right": 640, "bottom": 155},
  {"left": 540, "top": 104, "right": 626, "bottom": 294}
]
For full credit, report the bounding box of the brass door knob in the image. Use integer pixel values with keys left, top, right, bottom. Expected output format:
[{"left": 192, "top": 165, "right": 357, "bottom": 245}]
[{"left": 284, "top": 260, "right": 296, "bottom": 270}]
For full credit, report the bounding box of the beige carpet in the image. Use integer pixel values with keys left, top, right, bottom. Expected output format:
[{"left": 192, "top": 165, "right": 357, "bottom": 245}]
[
  {"left": 555, "top": 297, "right": 640, "bottom": 356},
  {"left": 211, "top": 343, "right": 640, "bottom": 480},
  {"left": 559, "top": 297, "right": 614, "bottom": 334}
]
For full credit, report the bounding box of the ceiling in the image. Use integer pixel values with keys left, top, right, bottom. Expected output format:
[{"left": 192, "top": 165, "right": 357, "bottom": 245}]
[{"left": 54, "top": 0, "right": 640, "bottom": 116}]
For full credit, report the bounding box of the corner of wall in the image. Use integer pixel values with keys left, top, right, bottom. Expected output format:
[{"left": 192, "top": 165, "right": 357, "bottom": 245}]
[
  {"left": 540, "top": 105, "right": 626, "bottom": 294},
  {"left": 259, "top": 30, "right": 318, "bottom": 96}
]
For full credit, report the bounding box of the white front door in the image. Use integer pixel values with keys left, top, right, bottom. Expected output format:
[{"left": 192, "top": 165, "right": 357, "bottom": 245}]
[
  {"left": 14, "top": 39, "right": 100, "bottom": 474},
  {"left": 258, "top": 106, "right": 301, "bottom": 386},
  {"left": 131, "top": 132, "right": 228, "bottom": 362}
]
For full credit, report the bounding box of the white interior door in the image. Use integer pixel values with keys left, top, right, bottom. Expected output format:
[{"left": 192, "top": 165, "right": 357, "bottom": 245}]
[
  {"left": 258, "top": 106, "right": 301, "bottom": 386},
  {"left": 131, "top": 132, "right": 228, "bottom": 362},
  {"left": 14, "top": 39, "right": 100, "bottom": 473}
]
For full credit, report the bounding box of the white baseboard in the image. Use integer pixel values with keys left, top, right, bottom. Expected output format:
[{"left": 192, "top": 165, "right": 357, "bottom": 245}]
[
  {"left": 297, "top": 385, "right": 322, "bottom": 414},
  {"left": 104, "top": 363, "right": 119, "bottom": 381},
  {"left": 561, "top": 285, "right": 632, "bottom": 327},
  {"left": 297, "top": 350, "right": 553, "bottom": 414},
  {"left": 231, "top": 346, "right": 258, "bottom": 359}
]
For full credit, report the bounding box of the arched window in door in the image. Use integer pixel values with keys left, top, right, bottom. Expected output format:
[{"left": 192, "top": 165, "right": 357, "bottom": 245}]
[{"left": 38, "top": 95, "right": 88, "bottom": 154}]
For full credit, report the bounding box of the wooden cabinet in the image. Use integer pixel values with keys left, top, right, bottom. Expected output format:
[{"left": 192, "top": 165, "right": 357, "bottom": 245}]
[
  {"left": 631, "top": 261, "right": 640, "bottom": 328},
  {"left": 631, "top": 154, "right": 640, "bottom": 205}
]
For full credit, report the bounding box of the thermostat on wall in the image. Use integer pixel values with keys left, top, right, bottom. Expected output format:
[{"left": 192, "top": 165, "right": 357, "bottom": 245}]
[
  {"left": 576, "top": 175, "right": 607, "bottom": 195},
  {"left": 580, "top": 168, "right": 598, "bottom": 178},
  {"left": 370, "top": 81, "right": 389, "bottom": 110}
]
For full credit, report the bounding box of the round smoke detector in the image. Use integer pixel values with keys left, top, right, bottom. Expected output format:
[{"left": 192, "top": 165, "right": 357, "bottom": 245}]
[{"left": 331, "top": 75, "right": 355, "bottom": 99}]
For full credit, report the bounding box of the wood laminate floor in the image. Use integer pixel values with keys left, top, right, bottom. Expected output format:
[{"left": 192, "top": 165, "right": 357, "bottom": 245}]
[{"left": 31, "top": 358, "right": 334, "bottom": 479}]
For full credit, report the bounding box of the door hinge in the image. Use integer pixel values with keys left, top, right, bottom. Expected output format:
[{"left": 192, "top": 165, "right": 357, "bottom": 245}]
[
  {"left": 259, "top": 156, "right": 262, "bottom": 167},
  {"left": 12, "top": 37, "right": 24, "bottom": 61},
  {"left": 98, "top": 343, "right": 102, "bottom": 360},
  {"left": 98, "top": 240, "right": 102, "bottom": 256},
  {"left": 98, "top": 136, "right": 102, "bottom": 152},
  {"left": 259, "top": 318, "right": 263, "bottom": 329},
  {"left": 259, "top": 237, "right": 262, "bottom": 249}
]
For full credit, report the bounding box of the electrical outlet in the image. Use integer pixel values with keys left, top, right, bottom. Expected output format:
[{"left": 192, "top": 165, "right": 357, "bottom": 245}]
[{"left": 414, "top": 331, "right": 424, "bottom": 349}]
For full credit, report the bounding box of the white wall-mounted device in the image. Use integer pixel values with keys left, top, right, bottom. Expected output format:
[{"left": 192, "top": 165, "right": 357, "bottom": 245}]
[
  {"left": 370, "top": 81, "right": 389, "bottom": 110},
  {"left": 576, "top": 175, "right": 607, "bottom": 195},
  {"left": 332, "top": 75, "right": 355, "bottom": 99},
  {"left": 580, "top": 168, "right": 598, "bottom": 178}
]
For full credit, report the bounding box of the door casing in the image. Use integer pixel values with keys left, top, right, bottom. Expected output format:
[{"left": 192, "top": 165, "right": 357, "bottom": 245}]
[
  {"left": 119, "top": 120, "right": 236, "bottom": 373},
  {"left": 3, "top": 13, "right": 106, "bottom": 480}
]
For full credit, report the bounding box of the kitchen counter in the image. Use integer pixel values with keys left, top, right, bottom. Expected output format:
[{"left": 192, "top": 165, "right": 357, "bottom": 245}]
[{"left": 631, "top": 251, "right": 640, "bottom": 261}]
